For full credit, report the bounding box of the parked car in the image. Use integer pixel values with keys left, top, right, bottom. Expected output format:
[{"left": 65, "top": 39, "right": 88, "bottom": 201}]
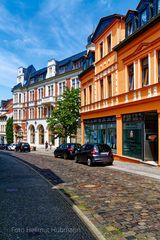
[
  {"left": 54, "top": 143, "right": 81, "bottom": 159},
  {"left": 15, "top": 142, "right": 30, "bottom": 152},
  {"left": 8, "top": 143, "right": 17, "bottom": 151},
  {"left": 0, "top": 144, "right": 5, "bottom": 150},
  {"left": 4, "top": 144, "right": 10, "bottom": 150},
  {"left": 75, "top": 143, "right": 113, "bottom": 166}
]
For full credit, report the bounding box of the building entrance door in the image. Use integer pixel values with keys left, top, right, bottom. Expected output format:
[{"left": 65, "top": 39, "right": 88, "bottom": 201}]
[{"left": 144, "top": 112, "right": 158, "bottom": 162}]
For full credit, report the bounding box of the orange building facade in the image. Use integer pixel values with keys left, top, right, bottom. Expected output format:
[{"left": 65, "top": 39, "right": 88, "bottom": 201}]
[{"left": 80, "top": 1, "right": 160, "bottom": 165}]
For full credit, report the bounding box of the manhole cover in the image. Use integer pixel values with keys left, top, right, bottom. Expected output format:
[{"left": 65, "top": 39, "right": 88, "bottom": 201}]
[{"left": 79, "top": 184, "right": 101, "bottom": 189}]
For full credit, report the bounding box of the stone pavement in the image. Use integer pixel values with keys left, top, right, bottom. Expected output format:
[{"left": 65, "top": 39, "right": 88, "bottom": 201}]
[
  {"left": 5, "top": 151, "right": 160, "bottom": 240},
  {"left": 32, "top": 148, "right": 160, "bottom": 180},
  {"left": 0, "top": 152, "right": 96, "bottom": 240}
]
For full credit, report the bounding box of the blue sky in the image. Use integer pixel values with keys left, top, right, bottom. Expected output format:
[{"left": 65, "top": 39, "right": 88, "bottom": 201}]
[{"left": 0, "top": 0, "right": 139, "bottom": 102}]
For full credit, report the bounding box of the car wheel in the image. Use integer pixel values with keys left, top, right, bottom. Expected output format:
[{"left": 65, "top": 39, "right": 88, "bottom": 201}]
[
  {"left": 63, "top": 153, "right": 68, "bottom": 160},
  {"left": 87, "top": 158, "right": 92, "bottom": 166},
  {"left": 75, "top": 156, "right": 79, "bottom": 163}
]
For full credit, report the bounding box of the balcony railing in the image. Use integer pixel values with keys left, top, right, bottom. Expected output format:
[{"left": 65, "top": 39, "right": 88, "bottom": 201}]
[
  {"left": 81, "top": 83, "right": 160, "bottom": 113},
  {"left": 41, "top": 96, "right": 56, "bottom": 105}
]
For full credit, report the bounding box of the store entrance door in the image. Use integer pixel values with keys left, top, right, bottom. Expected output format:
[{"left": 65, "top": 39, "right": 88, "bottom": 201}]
[{"left": 144, "top": 112, "right": 158, "bottom": 162}]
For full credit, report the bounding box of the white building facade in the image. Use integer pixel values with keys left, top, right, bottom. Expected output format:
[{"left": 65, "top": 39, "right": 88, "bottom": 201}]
[{"left": 12, "top": 51, "right": 86, "bottom": 149}]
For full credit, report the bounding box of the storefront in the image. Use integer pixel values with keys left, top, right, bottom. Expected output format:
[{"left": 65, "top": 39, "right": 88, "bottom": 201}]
[
  {"left": 122, "top": 112, "right": 158, "bottom": 162},
  {"left": 84, "top": 116, "right": 116, "bottom": 153}
]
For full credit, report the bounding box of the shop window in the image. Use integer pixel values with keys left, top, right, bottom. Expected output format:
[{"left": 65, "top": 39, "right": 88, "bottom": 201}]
[
  {"left": 99, "top": 42, "right": 104, "bottom": 59},
  {"left": 128, "top": 64, "right": 134, "bottom": 91},
  {"left": 108, "top": 75, "right": 112, "bottom": 97},
  {"left": 100, "top": 79, "right": 104, "bottom": 100},
  {"left": 142, "top": 57, "right": 149, "bottom": 87},
  {"left": 158, "top": 51, "right": 160, "bottom": 82},
  {"left": 107, "top": 34, "right": 112, "bottom": 53},
  {"left": 127, "top": 21, "right": 133, "bottom": 36},
  {"left": 141, "top": 9, "right": 147, "bottom": 26}
]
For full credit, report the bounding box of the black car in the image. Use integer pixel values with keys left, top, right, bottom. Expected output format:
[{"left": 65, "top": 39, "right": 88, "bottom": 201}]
[
  {"left": 54, "top": 143, "right": 81, "bottom": 159},
  {"left": 0, "top": 144, "right": 5, "bottom": 150},
  {"left": 15, "top": 142, "right": 30, "bottom": 152},
  {"left": 75, "top": 143, "right": 113, "bottom": 166}
]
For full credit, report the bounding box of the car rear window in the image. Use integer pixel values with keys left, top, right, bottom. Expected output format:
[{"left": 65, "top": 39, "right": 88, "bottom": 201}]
[
  {"left": 23, "top": 143, "right": 29, "bottom": 146},
  {"left": 96, "top": 144, "right": 111, "bottom": 152}
]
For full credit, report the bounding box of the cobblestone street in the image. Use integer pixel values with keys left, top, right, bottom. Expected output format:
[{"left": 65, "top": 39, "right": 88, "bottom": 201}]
[{"left": 5, "top": 151, "right": 160, "bottom": 240}]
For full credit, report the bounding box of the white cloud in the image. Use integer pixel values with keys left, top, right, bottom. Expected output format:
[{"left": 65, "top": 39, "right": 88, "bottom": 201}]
[{"left": 0, "top": 49, "right": 25, "bottom": 88}]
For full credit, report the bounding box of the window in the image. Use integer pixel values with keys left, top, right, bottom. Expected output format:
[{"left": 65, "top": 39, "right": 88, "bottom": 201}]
[
  {"left": 99, "top": 42, "right": 104, "bottom": 59},
  {"left": 128, "top": 21, "right": 133, "bottom": 36},
  {"left": 108, "top": 75, "right": 112, "bottom": 97},
  {"left": 59, "top": 66, "right": 65, "bottom": 74},
  {"left": 59, "top": 82, "right": 62, "bottom": 95},
  {"left": 107, "top": 34, "right": 112, "bottom": 53},
  {"left": 63, "top": 82, "right": 66, "bottom": 92},
  {"left": 142, "top": 57, "right": 149, "bottom": 86},
  {"left": 51, "top": 85, "right": 54, "bottom": 95},
  {"left": 150, "top": 1, "right": 153, "bottom": 17},
  {"left": 100, "top": 79, "right": 104, "bottom": 100},
  {"left": 84, "top": 88, "right": 86, "bottom": 105},
  {"left": 19, "top": 94, "right": 21, "bottom": 103},
  {"left": 41, "top": 88, "right": 44, "bottom": 98},
  {"left": 89, "top": 85, "right": 92, "bottom": 104},
  {"left": 72, "top": 79, "right": 76, "bottom": 89},
  {"left": 48, "top": 86, "right": 51, "bottom": 96},
  {"left": 141, "top": 10, "right": 147, "bottom": 26},
  {"left": 73, "top": 61, "right": 81, "bottom": 70},
  {"left": 158, "top": 52, "right": 160, "bottom": 82},
  {"left": 128, "top": 64, "right": 134, "bottom": 91},
  {"left": 158, "top": 0, "right": 160, "bottom": 13},
  {"left": 30, "top": 91, "right": 34, "bottom": 101}
]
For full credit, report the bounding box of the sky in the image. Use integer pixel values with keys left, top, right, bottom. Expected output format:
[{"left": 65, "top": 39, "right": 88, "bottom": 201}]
[{"left": 0, "top": 0, "right": 139, "bottom": 102}]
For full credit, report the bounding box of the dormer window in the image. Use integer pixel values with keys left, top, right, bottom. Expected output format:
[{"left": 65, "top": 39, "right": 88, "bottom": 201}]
[
  {"left": 73, "top": 61, "right": 81, "bottom": 70},
  {"left": 128, "top": 21, "right": 133, "bottom": 36},
  {"left": 141, "top": 9, "right": 147, "bottom": 26},
  {"left": 150, "top": 1, "right": 153, "bottom": 18}
]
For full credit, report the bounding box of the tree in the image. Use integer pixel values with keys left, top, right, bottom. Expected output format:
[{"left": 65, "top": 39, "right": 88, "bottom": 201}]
[
  {"left": 6, "top": 117, "right": 13, "bottom": 144},
  {"left": 47, "top": 88, "right": 80, "bottom": 142}
]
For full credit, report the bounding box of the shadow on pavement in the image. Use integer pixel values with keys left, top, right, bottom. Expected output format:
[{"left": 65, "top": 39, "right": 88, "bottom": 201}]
[{"left": 2, "top": 151, "right": 64, "bottom": 186}]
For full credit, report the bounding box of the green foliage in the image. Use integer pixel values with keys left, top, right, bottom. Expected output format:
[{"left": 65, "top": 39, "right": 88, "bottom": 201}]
[
  {"left": 47, "top": 87, "right": 80, "bottom": 141},
  {"left": 6, "top": 117, "right": 13, "bottom": 144}
]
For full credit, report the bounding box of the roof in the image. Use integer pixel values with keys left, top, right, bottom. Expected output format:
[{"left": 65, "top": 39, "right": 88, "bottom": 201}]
[
  {"left": 57, "top": 51, "right": 86, "bottom": 67},
  {"left": 30, "top": 67, "right": 47, "bottom": 78},
  {"left": 125, "top": 10, "right": 137, "bottom": 19},
  {"left": 136, "top": 0, "right": 148, "bottom": 10},
  {"left": 114, "top": 14, "right": 160, "bottom": 51},
  {"left": 12, "top": 83, "right": 22, "bottom": 92},
  {"left": 79, "top": 65, "right": 95, "bottom": 79},
  {"left": 92, "top": 14, "right": 125, "bottom": 42}
]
